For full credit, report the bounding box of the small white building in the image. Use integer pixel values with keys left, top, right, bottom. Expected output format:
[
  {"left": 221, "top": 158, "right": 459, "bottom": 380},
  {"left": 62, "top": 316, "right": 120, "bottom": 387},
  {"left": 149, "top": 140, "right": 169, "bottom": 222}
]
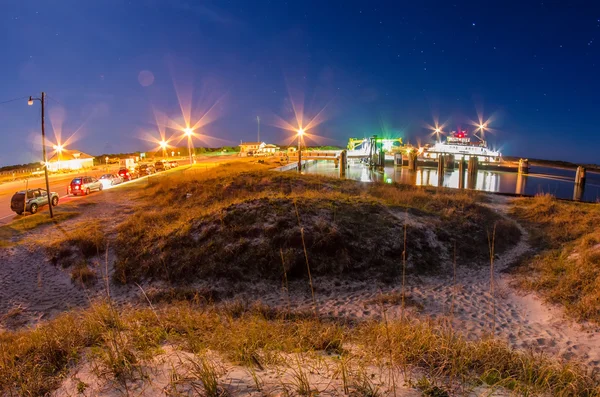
[
  {"left": 47, "top": 149, "right": 95, "bottom": 171},
  {"left": 239, "top": 142, "right": 280, "bottom": 156},
  {"left": 262, "top": 144, "right": 280, "bottom": 154},
  {"left": 239, "top": 142, "right": 262, "bottom": 156}
]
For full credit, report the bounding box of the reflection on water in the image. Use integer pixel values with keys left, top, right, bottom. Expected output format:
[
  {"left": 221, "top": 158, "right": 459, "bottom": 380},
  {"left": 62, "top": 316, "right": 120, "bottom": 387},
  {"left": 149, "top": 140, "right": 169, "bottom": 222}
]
[{"left": 302, "top": 160, "right": 600, "bottom": 202}]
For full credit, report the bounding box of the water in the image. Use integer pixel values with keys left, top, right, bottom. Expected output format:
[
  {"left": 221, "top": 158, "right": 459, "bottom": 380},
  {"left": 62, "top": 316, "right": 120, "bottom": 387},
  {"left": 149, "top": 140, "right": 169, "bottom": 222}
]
[{"left": 301, "top": 161, "right": 600, "bottom": 202}]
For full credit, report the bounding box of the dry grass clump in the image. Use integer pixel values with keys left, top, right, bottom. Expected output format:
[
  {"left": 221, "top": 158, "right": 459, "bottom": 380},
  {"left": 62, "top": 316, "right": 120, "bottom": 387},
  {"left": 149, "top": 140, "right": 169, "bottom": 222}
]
[
  {"left": 512, "top": 194, "right": 600, "bottom": 322},
  {"left": 70, "top": 263, "right": 97, "bottom": 287},
  {"left": 113, "top": 162, "right": 520, "bottom": 284},
  {"left": 46, "top": 220, "right": 106, "bottom": 268},
  {"left": 0, "top": 211, "right": 80, "bottom": 247},
  {"left": 0, "top": 302, "right": 598, "bottom": 396}
]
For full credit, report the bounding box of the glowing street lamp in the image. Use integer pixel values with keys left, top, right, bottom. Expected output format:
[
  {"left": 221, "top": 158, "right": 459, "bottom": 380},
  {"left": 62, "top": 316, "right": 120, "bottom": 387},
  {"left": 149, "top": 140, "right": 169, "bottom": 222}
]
[
  {"left": 53, "top": 144, "right": 64, "bottom": 171},
  {"left": 159, "top": 140, "right": 167, "bottom": 158},
  {"left": 184, "top": 127, "right": 194, "bottom": 165},
  {"left": 476, "top": 124, "right": 486, "bottom": 141},
  {"left": 297, "top": 128, "right": 304, "bottom": 172}
]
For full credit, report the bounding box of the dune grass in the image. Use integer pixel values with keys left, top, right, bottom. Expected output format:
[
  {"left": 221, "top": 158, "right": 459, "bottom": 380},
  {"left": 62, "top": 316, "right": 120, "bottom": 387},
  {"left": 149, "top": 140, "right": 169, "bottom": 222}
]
[
  {"left": 45, "top": 220, "right": 106, "bottom": 268},
  {"left": 511, "top": 194, "right": 600, "bottom": 322},
  {"left": 0, "top": 211, "right": 80, "bottom": 248},
  {"left": 112, "top": 161, "right": 519, "bottom": 284},
  {"left": 0, "top": 301, "right": 598, "bottom": 396}
]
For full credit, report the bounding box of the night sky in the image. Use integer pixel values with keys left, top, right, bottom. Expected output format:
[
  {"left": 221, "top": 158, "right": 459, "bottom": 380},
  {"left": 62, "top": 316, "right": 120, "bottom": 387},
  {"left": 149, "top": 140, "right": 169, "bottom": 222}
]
[{"left": 1, "top": 1, "right": 599, "bottom": 166}]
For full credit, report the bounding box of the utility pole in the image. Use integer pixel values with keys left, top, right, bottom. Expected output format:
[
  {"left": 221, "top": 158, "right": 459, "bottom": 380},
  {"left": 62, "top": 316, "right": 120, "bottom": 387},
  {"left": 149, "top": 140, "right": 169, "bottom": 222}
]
[
  {"left": 297, "top": 129, "right": 304, "bottom": 172},
  {"left": 28, "top": 92, "right": 53, "bottom": 218},
  {"left": 257, "top": 116, "right": 260, "bottom": 142}
]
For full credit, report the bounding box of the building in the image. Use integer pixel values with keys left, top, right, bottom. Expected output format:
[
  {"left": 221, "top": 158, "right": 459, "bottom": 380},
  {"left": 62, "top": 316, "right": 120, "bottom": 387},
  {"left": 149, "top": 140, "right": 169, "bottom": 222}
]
[
  {"left": 239, "top": 142, "right": 262, "bottom": 156},
  {"left": 262, "top": 144, "right": 280, "bottom": 154},
  {"left": 47, "top": 149, "right": 95, "bottom": 171},
  {"left": 238, "top": 142, "right": 281, "bottom": 156}
]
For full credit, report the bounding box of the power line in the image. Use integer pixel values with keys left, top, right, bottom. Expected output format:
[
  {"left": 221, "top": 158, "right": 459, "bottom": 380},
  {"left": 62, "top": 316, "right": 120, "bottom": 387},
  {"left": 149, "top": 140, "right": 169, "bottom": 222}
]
[
  {"left": 0, "top": 96, "right": 29, "bottom": 106},
  {"left": 46, "top": 95, "right": 63, "bottom": 106}
]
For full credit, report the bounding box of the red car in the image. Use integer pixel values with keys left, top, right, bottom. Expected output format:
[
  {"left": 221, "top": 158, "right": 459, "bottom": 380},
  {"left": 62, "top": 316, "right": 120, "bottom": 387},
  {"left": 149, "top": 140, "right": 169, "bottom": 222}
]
[{"left": 118, "top": 167, "right": 137, "bottom": 181}]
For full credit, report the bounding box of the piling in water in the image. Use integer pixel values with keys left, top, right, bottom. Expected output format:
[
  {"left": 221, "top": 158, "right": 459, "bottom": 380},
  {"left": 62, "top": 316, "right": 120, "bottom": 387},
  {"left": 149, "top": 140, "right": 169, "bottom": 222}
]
[
  {"left": 339, "top": 150, "right": 347, "bottom": 178},
  {"left": 573, "top": 166, "right": 586, "bottom": 201},
  {"left": 518, "top": 158, "right": 529, "bottom": 174},
  {"left": 437, "top": 155, "right": 445, "bottom": 186},
  {"left": 575, "top": 166, "right": 586, "bottom": 185},
  {"left": 408, "top": 152, "right": 417, "bottom": 171},
  {"left": 394, "top": 153, "right": 403, "bottom": 167},
  {"left": 467, "top": 156, "right": 478, "bottom": 189},
  {"left": 445, "top": 154, "right": 455, "bottom": 170},
  {"left": 379, "top": 149, "right": 386, "bottom": 168},
  {"left": 458, "top": 159, "right": 466, "bottom": 189}
]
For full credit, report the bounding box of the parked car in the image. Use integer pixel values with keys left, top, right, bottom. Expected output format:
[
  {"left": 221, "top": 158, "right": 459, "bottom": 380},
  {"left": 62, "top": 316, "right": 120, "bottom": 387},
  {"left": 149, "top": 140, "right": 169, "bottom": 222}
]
[
  {"left": 169, "top": 161, "right": 179, "bottom": 168},
  {"left": 118, "top": 167, "right": 137, "bottom": 181},
  {"left": 68, "top": 176, "right": 103, "bottom": 196},
  {"left": 154, "top": 161, "right": 165, "bottom": 172},
  {"left": 99, "top": 174, "right": 123, "bottom": 188},
  {"left": 10, "top": 188, "right": 59, "bottom": 215},
  {"left": 136, "top": 164, "right": 155, "bottom": 176}
]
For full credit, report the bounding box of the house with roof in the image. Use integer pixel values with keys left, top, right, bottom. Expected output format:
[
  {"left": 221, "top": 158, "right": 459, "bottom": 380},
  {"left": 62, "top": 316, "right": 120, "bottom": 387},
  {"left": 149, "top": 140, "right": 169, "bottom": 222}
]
[
  {"left": 239, "top": 142, "right": 262, "bottom": 156},
  {"left": 47, "top": 149, "right": 95, "bottom": 171},
  {"left": 238, "top": 142, "right": 281, "bottom": 156}
]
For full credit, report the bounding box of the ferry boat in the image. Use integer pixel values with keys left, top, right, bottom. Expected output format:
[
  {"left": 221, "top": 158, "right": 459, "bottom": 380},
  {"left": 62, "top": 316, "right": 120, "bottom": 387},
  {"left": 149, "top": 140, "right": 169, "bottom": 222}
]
[{"left": 423, "top": 130, "right": 502, "bottom": 163}]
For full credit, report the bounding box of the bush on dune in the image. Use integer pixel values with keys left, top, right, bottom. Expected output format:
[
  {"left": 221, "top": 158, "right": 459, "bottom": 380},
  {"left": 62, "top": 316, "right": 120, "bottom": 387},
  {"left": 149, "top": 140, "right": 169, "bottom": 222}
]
[{"left": 113, "top": 164, "right": 520, "bottom": 284}]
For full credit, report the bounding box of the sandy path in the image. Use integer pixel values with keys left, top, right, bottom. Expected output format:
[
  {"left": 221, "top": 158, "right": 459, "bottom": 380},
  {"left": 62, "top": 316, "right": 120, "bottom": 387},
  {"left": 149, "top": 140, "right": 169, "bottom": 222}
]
[{"left": 258, "top": 197, "right": 600, "bottom": 369}]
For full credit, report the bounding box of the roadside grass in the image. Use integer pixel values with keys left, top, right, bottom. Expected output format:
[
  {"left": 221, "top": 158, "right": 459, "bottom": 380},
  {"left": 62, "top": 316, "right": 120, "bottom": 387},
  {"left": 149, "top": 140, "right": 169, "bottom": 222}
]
[
  {"left": 113, "top": 161, "right": 520, "bottom": 284},
  {"left": 511, "top": 194, "right": 600, "bottom": 323},
  {"left": 0, "top": 211, "right": 80, "bottom": 247},
  {"left": 0, "top": 302, "right": 598, "bottom": 396}
]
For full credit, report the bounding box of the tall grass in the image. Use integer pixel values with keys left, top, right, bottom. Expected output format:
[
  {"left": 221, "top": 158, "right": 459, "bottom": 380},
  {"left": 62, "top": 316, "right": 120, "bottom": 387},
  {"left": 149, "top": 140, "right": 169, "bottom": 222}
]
[
  {"left": 512, "top": 194, "right": 600, "bottom": 323},
  {"left": 1, "top": 302, "right": 598, "bottom": 396}
]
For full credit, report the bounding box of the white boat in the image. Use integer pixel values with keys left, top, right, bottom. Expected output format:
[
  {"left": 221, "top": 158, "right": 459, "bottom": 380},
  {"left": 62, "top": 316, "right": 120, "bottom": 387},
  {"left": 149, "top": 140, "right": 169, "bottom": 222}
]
[{"left": 422, "top": 130, "right": 502, "bottom": 162}]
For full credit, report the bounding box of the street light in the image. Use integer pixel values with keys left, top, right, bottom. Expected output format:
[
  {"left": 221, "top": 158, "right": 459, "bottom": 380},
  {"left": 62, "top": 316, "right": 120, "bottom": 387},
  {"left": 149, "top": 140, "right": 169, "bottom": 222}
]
[
  {"left": 28, "top": 92, "right": 53, "bottom": 218},
  {"left": 477, "top": 124, "right": 486, "bottom": 142},
  {"left": 184, "top": 127, "right": 194, "bottom": 165},
  {"left": 159, "top": 140, "right": 167, "bottom": 158},
  {"left": 297, "top": 128, "right": 304, "bottom": 172},
  {"left": 53, "top": 144, "right": 63, "bottom": 171}
]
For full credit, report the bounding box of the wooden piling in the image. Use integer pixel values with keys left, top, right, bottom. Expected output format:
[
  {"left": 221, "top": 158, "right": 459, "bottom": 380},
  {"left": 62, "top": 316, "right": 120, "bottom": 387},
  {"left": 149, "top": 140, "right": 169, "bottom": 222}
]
[
  {"left": 573, "top": 166, "right": 586, "bottom": 201},
  {"left": 518, "top": 158, "right": 529, "bottom": 174},
  {"left": 394, "top": 153, "right": 403, "bottom": 167},
  {"left": 458, "top": 159, "right": 466, "bottom": 189},
  {"left": 437, "top": 155, "right": 445, "bottom": 186},
  {"left": 445, "top": 154, "right": 455, "bottom": 170},
  {"left": 339, "top": 150, "right": 347, "bottom": 178},
  {"left": 408, "top": 151, "right": 417, "bottom": 171},
  {"left": 467, "top": 156, "right": 478, "bottom": 189},
  {"left": 575, "top": 166, "right": 586, "bottom": 185}
]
